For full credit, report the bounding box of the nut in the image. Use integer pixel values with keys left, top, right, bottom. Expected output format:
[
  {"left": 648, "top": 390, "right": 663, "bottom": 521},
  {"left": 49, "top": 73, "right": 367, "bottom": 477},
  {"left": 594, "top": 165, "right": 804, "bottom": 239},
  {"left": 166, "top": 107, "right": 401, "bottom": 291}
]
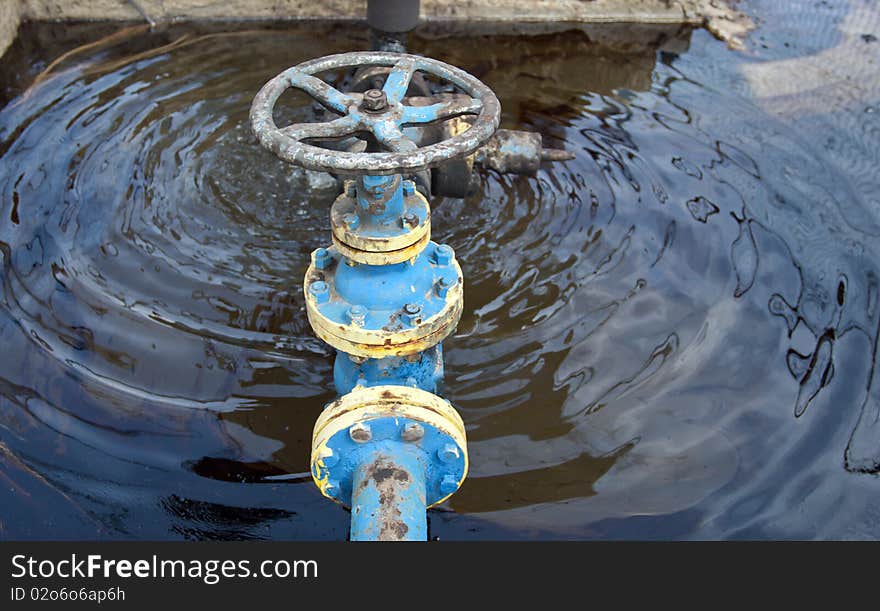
[
  {"left": 439, "top": 474, "right": 458, "bottom": 495},
  {"left": 314, "top": 248, "right": 332, "bottom": 270},
  {"left": 361, "top": 88, "right": 388, "bottom": 112},
  {"left": 349, "top": 422, "right": 372, "bottom": 443},
  {"left": 401, "top": 422, "right": 424, "bottom": 442},
  {"left": 309, "top": 281, "right": 329, "bottom": 304},
  {"left": 347, "top": 305, "right": 367, "bottom": 327},
  {"left": 433, "top": 244, "right": 453, "bottom": 266},
  {"left": 437, "top": 443, "right": 460, "bottom": 463}
]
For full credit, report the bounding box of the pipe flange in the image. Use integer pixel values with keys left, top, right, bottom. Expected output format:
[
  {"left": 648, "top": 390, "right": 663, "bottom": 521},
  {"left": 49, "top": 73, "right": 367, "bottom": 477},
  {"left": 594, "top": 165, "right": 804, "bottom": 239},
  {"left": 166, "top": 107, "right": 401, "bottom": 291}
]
[
  {"left": 304, "top": 242, "right": 463, "bottom": 358},
  {"left": 330, "top": 179, "right": 431, "bottom": 265},
  {"left": 311, "top": 385, "right": 468, "bottom": 508}
]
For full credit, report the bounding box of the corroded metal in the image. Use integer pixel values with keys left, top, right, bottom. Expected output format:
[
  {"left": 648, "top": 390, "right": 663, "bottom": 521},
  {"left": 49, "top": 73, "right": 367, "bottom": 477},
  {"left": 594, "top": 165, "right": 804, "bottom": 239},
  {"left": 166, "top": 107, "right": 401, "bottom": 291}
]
[
  {"left": 311, "top": 385, "right": 468, "bottom": 509},
  {"left": 250, "top": 52, "right": 501, "bottom": 175},
  {"left": 304, "top": 265, "right": 463, "bottom": 358},
  {"left": 476, "top": 128, "right": 574, "bottom": 175},
  {"left": 350, "top": 450, "right": 426, "bottom": 541},
  {"left": 330, "top": 180, "right": 431, "bottom": 260},
  {"left": 331, "top": 229, "right": 431, "bottom": 266}
]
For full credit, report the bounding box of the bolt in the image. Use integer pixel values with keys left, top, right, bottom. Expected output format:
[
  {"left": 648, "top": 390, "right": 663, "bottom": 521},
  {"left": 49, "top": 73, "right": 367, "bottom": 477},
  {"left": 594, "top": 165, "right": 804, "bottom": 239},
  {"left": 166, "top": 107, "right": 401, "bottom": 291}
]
[
  {"left": 401, "top": 212, "right": 418, "bottom": 228},
  {"left": 349, "top": 354, "right": 367, "bottom": 365},
  {"left": 405, "top": 376, "right": 418, "bottom": 387},
  {"left": 433, "top": 244, "right": 453, "bottom": 266},
  {"left": 347, "top": 304, "right": 367, "bottom": 327},
  {"left": 345, "top": 181, "right": 357, "bottom": 198},
  {"left": 313, "top": 247, "right": 332, "bottom": 270},
  {"left": 309, "top": 280, "right": 329, "bottom": 304},
  {"left": 401, "top": 422, "right": 424, "bottom": 442},
  {"left": 349, "top": 422, "right": 372, "bottom": 443},
  {"left": 402, "top": 180, "right": 416, "bottom": 197},
  {"left": 436, "top": 274, "right": 456, "bottom": 298},
  {"left": 342, "top": 213, "right": 359, "bottom": 230},
  {"left": 401, "top": 303, "right": 421, "bottom": 325},
  {"left": 317, "top": 448, "right": 339, "bottom": 468},
  {"left": 324, "top": 479, "right": 341, "bottom": 498},
  {"left": 437, "top": 443, "right": 460, "bottom": 463},
  {"left": 440, "top": 474, "right": 459, "bottom": 495},
  {"left": 361, "top": 88, "right": 388, "bottom": 112}
]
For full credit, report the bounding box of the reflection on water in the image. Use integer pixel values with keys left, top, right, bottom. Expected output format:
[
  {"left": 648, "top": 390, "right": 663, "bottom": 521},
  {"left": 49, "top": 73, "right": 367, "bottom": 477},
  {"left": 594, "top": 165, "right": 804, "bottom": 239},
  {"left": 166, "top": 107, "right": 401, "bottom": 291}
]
[{"left": 1, "top": 0, "right": 879, "bottom": 540}]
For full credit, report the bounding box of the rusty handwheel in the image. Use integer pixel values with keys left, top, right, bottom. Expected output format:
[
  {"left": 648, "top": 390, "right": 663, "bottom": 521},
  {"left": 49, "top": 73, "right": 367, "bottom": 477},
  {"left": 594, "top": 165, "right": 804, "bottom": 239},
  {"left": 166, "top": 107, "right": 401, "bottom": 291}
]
[{"left": 249, "top": 51, "right": 501, "bottom": 175}]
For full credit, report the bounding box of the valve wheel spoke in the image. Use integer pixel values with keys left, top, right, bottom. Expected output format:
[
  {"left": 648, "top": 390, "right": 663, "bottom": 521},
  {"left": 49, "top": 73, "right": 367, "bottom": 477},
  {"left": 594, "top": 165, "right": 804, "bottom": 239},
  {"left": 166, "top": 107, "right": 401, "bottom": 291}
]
[
  {"left": 280, "top": 115, "right": 361, "bottom": 141},
  {"left": 288, "top": 69, "right": 356, "bottom": 114},
  {"left": 252, "top": 52, "right": 501, "bottom": 174},
  {"left": 382, "top": 59, "right": 416, "bottom": 104},
  {"left": 372, "top": 122, "right": 418, "bottom": 153},
  {"left": 400, "top": 97, "right": 484, "bottom": 126}
]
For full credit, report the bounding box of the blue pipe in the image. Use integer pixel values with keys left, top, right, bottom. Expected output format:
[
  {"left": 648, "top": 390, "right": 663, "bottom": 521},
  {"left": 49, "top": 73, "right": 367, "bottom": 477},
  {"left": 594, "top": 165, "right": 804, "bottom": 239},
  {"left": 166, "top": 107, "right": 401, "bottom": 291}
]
[{"left": 350, "top": 445, "right": 427, "bottom": 541}]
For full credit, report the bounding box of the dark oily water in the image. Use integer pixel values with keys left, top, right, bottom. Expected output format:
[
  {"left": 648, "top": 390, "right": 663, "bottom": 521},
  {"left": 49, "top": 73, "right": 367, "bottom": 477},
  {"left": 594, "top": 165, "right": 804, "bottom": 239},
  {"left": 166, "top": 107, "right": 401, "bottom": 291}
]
[{"left": 1, "top": 0, "right": 879, "bottom": 540}]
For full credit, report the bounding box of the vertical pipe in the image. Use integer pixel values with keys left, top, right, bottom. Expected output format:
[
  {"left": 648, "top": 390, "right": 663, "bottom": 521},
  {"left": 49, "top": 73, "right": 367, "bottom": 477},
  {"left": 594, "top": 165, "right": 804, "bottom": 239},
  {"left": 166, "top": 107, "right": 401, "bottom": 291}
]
[
  {"left": 350, "top": 447, "right": 427, "bottom": 541},
  {"left": 367, "top": 0, "right": 420, "bottom": 33},
  {"left": 367, "top": 0, "right": 420, "bottom": 52}
]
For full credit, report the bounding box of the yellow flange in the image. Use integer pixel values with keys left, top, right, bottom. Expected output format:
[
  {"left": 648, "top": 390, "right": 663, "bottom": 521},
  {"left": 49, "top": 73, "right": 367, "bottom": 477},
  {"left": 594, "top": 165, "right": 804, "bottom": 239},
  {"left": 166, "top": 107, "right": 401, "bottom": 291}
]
[
  {"left": 311, "top": 385, "right": 468, "bottom": 508},
  {"left": 331, "top": 229, "right": 431, "bottom": 266},
  {"left": 304, "top": 257, "right": 464, "bottom": 358},
  {"left": 330, "top": 187, "right": 431, "bottom": 265}
]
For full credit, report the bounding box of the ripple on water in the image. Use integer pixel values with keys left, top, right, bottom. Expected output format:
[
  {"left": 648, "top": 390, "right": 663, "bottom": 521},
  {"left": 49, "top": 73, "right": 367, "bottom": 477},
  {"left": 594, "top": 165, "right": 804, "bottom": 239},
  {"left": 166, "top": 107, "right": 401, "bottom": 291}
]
[{"left": 1, "top": 2, "right": 880, "bottom": 539}]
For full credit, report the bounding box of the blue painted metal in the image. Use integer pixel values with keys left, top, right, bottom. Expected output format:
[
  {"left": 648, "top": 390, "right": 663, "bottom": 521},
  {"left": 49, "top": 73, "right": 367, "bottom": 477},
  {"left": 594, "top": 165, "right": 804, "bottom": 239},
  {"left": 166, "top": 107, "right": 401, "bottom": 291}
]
[
  {"left": 334, "top": 345, "right": 444, "bottom": 394},
  {"left": 350, "top": 447, "right": 427, "bottom": 541},
  {"left": 252, "top": 52, "right": 494, "bottom": 540},
  {"left": 313, "top": 242, "right": 459, "bottom": 332},
  {"left": 313, "top": 416, "right": 466, "bottom": 510}
]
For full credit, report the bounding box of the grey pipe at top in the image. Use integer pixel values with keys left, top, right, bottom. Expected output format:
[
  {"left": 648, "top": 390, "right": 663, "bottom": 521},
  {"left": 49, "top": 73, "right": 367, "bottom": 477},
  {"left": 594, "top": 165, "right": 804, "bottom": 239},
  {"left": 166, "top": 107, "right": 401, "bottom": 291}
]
[{"left": 368, "top": 0, "right": 421, "bottom": 33}]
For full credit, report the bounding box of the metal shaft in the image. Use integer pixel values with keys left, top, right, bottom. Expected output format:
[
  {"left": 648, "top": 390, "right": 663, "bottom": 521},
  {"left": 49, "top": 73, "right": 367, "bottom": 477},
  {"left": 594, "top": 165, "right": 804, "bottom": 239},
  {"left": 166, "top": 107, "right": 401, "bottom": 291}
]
[
  {"left": 350, "top": 447, "right": 427, "bottom": 541},
  {"left": 367, "top": 0, "right": 420, "bottom": 33}
]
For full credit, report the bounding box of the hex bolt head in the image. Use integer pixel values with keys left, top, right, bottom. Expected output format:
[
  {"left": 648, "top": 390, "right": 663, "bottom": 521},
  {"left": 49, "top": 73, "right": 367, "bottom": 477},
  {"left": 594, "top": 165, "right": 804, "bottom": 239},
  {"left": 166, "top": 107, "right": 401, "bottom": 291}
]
[
  {"left": 313, "top": 247, "right": 332, "bottom": 270},
  {"left": 361, "top": 88, "right": 388, "bottom": 112},
  {"left": 349, "top": 422, "right": 372, "bottom": 443},
  {"left": 317, "top": 448, "right": 339, "bottom": 468},
  {"left": 345, "top": 181, "right": 357, "bottom": 198},
  {"left": 437, "top": 443, "right": 460, "bottom": 464},
  {"left": 404, "top": 376, "right": 418, "bottom": 388},
  {"left": 433, "top": 244, "right": 454, "bottom": 266},
  {"left": 342, "top": 212, "right": 360, "bottom": 230},
  {"left": 401, "top": 212, "right": 419, "bottom": 228},
  {"left": 324, "top": 479, "right": 341, "bottom": 498},
  {"left": 440, "top": 474, "right": 459, "bottom": 495},
  {"left": 401, "top": 422, "right": 424, "bottom": 442},
  {"left": 436, "top": 274, "right": 456, "bottom": 298},
  {"left": 401, "top": 303, "right": 422, "bottom": 325},
  {"left": 347, "top": 304, "right": 367, "bottom": 327},
  {"left": 402, "top": 180, "right": 416, "bottom": 197},
  {"left": 309, "top": 280, "right": 329, "bottom": 304}
]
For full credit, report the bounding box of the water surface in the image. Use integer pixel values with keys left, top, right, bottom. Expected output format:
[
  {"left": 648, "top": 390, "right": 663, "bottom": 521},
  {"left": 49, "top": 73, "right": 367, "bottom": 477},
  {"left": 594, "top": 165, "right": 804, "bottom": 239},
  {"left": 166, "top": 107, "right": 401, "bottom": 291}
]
[{"left": 1, "top": 0, "right": 879, "bottom": 539}]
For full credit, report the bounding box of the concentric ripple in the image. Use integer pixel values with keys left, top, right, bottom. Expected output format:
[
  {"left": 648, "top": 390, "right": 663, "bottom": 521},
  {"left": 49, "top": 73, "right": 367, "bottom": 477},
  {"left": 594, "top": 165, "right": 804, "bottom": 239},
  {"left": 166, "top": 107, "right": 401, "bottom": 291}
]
[{"left": 2, "top": 1, "right": 880, "bottom": 540}]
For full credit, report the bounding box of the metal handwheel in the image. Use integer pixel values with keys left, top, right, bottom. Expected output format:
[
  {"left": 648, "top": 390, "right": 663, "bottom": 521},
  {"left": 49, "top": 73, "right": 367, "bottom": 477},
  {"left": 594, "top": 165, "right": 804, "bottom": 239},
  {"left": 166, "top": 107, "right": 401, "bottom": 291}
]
[{"left": 250, "top": 51, "right": 501, "bottom": 175}]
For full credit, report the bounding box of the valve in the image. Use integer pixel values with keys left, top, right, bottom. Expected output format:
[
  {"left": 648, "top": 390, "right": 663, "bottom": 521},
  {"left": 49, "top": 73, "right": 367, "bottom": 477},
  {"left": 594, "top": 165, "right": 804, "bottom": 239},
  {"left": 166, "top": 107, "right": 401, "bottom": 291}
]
[{"left": 251, "top": 52, "right": 501, "bottom": 540}]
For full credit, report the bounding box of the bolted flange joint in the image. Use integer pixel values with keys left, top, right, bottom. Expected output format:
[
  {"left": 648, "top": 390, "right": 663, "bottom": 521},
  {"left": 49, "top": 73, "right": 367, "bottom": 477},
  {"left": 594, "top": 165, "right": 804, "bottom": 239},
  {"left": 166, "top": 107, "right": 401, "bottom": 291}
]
[
  {"left": 304, "top": 242, "right": 463, "bottom": 358},
  {"left": 311, "top": 385, "right": 468, "bottom": 509},
  {"left": 330, "top": 177, "right": 431, "bottom": 265}
]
